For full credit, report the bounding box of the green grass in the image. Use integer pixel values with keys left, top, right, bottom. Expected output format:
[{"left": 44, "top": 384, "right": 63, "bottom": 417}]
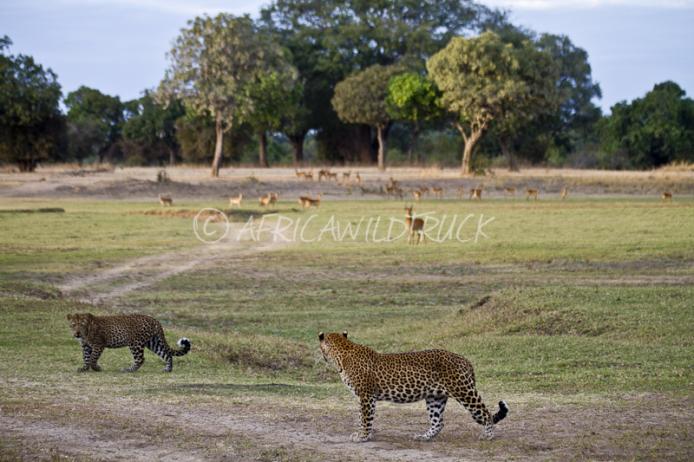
[{"left": 1, "top": 196, "right": 692, "bottom": 403}]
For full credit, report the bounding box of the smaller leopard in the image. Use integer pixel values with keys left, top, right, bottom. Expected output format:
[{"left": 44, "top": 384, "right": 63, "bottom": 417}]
[
  {"left": 67, "top": 313, "right": 191, "bottom": 373},
  {"left": 319, "top": 331, "right": 508, "bottom": 442}
]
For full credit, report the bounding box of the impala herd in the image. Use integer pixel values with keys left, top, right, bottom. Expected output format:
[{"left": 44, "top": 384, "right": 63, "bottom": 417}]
[{"left": 157, "top": 169, "right": 676, "bottom": 245}]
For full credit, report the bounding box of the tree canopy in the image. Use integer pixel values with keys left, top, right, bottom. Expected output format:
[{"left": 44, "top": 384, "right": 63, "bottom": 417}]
[
  {"left": 0, "top": 36, "right": 64, "bottom": 171},
  {"left": 159, "top": 14, "right": 293, "bottom": 176},
  {"left": 64, "top": 86, "right": 123, "bottom": 163},
  {"left": 427, "top": 31, "right": 559, "bottom": 174},
  {"left": 332, "top": 64, "right": 403, "bottom": 170},
  {"left": 242, "top": 70, "right": 299, "bottom": 167},
  {"left": 260, "top": 0, "right": 498, "bottom": 163},
  {"left": 600, "top": 81, "right": 694, "bottom": 168},
  {"left": 121, "top": 91, "right": 185, "bottom": 166},
  {"left": 386, "top": 72, "right": 443, "bottom": 162}
]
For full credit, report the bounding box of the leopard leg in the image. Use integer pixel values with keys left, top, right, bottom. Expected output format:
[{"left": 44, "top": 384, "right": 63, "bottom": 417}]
[
  {"left": 351, "top": 395, "right": 376, "bottom": 442},
  {"left": 87, "top": 344, "right": 104, "bottom": 372},
  {"left": 455, "top": 389, "right": 495, "bottom": 439},
  {"left": 415, "top": 395, "right": 447, "bottom": 440},
  {"left": 78, "top": 342, "right": 95, "bottom": 372},
  {"left": 123, "top": 345, "right": 144, "bottom": 372},
  {"left": 146, "top": 335, "right": 173, "bottom": 372}
]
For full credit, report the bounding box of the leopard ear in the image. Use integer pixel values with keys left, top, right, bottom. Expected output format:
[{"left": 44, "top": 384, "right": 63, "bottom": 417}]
[
  {"left": 342, "top": 331, "right": 348, "bottom": 338},
  {"left": 318, "top": 332, "right": 325, "bottom": 341}
]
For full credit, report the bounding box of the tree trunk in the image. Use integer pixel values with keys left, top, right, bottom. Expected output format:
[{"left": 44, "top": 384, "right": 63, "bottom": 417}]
[
  {"left": 456, "top": 122, "right": 484, "bottom": 176},
  {"left": 408, "top": 122, "right": 420, "bottom": 165},
  {"left": 210, "top": 111, "right": 225, "bottom": 177},
  {"left": 288, "top": 132, "right": 305, "bottom": 166},
  {"left": 461, "top": 130, "right": 483, "bottom": 176},
  {"left": 360, "top": 125, "right": 375, "bottom": 164},
  {"left": 168, "top": 146, "right": 176, "bottom": 166},
  {"left": 500, "top": 136, "right": 519, "bottom": 172},
  {"left": 376, "top": 124, "right": 386, "bottom": 171},
  {"left": 258, "top": 130, "right": 269, "bottom": 168}
]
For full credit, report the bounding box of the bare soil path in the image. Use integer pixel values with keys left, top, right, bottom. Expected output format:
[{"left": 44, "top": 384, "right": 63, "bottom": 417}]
[
  {"left": 2, "top": 393, "right": 691, "bottom": 461},
  {"left": 57, "top": 224, "right": 287, "bottom": 305}
]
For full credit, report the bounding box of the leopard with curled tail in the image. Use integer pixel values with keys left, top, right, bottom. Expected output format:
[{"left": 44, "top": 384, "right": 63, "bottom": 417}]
[
  {"left": 67, "top": 313, "right": 191, "bottom": 372},
  {"left": 319, "top": 332, "right": 508, "bottom": 442}
]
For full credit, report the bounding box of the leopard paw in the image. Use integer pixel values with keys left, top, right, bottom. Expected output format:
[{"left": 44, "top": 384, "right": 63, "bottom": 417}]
[{"left": 350, "top": 432, "right": 372, "bottom": 443}]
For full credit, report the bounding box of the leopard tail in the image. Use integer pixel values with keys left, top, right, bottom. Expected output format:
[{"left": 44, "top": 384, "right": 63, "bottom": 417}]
[{"left": 492, "top": 400, "right": 509, "bottom": 424}]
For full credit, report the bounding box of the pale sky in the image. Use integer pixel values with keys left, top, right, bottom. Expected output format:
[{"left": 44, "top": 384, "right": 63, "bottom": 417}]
[{"left": 1, "top": 0, "right": 693, "bottom": 113}]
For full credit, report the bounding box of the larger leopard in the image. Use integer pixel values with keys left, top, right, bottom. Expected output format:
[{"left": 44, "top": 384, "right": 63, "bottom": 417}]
[
  {"left": 319, "top": 331, "right": 508, "bottom": 442},
  {"left": 67, "top": 313, "right": 191, "bottom": 372}
]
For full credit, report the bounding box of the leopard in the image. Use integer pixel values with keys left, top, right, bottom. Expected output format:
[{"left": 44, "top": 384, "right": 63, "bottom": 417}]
[
  {"left": 319, "top": 331, "right": 508, "bottom": 442},
  {"left": 67, "top": 313, "right": 191, "bottom": 373}
]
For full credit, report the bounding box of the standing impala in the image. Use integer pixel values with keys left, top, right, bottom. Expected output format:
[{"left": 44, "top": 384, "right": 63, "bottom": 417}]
[{"left": 405, "top": 206, "right": 425, "bottom": 245}]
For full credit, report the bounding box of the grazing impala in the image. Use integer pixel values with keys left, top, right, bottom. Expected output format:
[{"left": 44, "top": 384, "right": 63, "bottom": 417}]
[
  {"left": 432, "top": 186, "right": 444, "bottom": 199},
  {"left": 299, "top": 194, "right": 322, "bottom": 208},
  {"left": 412, "top": 189, "right": 422, "bottom": 201},
  {"left": 504, "top": 187, "right": 516, "bottom": 197},
  {"left": 404, "top": 206, "right": 425, "bottom": 245},
  {"left": 159, "top": 194, "right": 173, "bottom": 206},
  {"left": 229, "top": 193, "right": 243, "bottom": 207},
  {"left": 560, "top": 187, "right": 569, "bottom": 200},
  {"left": 526, "top": 188, "right": 539, "bottom": 201},
  {"left": 355, "top": 172, "right": 362, "bottom": 184},
  {"left": 269, "top": 192, "right": 279, "bottom": 205},
  {"left": 259, "top": 193, "right": 272, "bottom": 207},
  {"left": 469, "top": 188, "right": 482, "bottom": 200},
  {"left": 661, "top": 191, "right": 673, "bottom": 202}
]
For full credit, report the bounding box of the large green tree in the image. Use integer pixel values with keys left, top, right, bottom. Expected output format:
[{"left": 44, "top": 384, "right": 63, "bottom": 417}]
[
  {"left": 535, "top": 33, "right": 602, "bottom": 158},
  {"left": 159, "top": 14, "right": 290, "bottom": 177},
  {"left": 121, "top": 91, "right": 185, "bottom": 166},
  {"left": 600, "top": 81, "right": 694, "bottom": 168},
  {"left": 64, "top": 86, "right": 124, "bottom": 163},
  {"left": 0, "top": 36, "right": 64, "bottom": 171},
  {"left": 332, "top": 65, "right": 402, "bottom": 171},
  {"left": 242, "top": 70, "right": 298, "bottom": 168},
  {"left": 427, "top": 31, "right": 559, "bottom": 174},
  {"left": 260, "top": 0, "right": 498, "bottom": 164},
  {"left": 387, "top": 72, "right": 443, "bottom": 163},
  {"left": 490, "top": 39, "right": 560, "bottom": 171}
]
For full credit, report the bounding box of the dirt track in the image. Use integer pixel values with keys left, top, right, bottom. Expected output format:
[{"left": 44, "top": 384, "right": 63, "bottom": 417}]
[
  {"left": 2, "top": 391, "right": 691, "bottom": 461},
  {"left": 58, "top": 223, "right": 286, "bottom": 305}
]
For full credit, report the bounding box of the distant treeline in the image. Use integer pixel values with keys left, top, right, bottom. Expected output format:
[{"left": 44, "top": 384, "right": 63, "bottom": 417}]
[{"left": 1, "top": 1, "right": 693, "bottom": 173}]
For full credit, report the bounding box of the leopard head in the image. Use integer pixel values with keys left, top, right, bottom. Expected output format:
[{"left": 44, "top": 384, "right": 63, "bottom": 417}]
[
  {"left": 318, "top": 331, "right": 349, "bottom": 372},
  {"left": 67, "top": 313, "right": 95, "bottom": 340}
]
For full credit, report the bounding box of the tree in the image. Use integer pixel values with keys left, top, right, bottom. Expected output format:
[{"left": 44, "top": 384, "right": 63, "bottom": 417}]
[
  {"left": 260, "top": 0, "right": 499, "bottom": 164},
  {"left": 121, "top": 91, "right": 185, "bottom": 165},
  {"left": 174, "top": 113, "right": 253, "bottom": 165},
  {"left": 242, "top": 70, "right": 298, "bottom": 167},
  {"left": 332, "top": 65, "right": 402, "bottom": 171},
  {"left": 64, "top": 86, "right": 123, "bottom": 163},
  {"left": 535, "top": 33, "right": 602, "bottom": 158},
  {"left": 387, "top": 72, "right": 443, "bottom": 163},
  {"left": 159, "top": 14, "right": 290, "bottom": 177},
  {"left": 491, "top": 40, "right": 560, "bottom": 171},
  {"left": 427, "top": 31, "right": 558, "bottom": 174},
  {"left": 0, "top": 36, "right": 64, "bottom": 171},
  {"left": 600, "top": 81, "right": 694, "bottom": 168}
]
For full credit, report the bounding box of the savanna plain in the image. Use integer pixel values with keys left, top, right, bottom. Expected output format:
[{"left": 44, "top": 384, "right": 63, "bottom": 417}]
[{"left": 0, "top": 166, "right": 693, "bottom": 461}]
